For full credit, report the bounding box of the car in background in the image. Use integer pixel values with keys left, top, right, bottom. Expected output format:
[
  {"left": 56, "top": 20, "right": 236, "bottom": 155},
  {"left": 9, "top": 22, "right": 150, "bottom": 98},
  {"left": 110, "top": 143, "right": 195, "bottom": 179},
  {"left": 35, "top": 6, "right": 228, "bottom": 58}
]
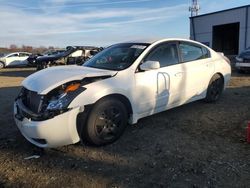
[
  {"left": 27, "top": 49, "right": 65, "bottom": 67},
  {"left": 36, "top": 46, "right": 102, "bottom": 70},
  {"left": 0, "top": 52, "right": 31, "bottom": 69},
  {"left": 235, "top": 47, "right": 250, "bottom": 73},
  {"left": 14, "top": 38, "right": 231, "bottom": 148}
]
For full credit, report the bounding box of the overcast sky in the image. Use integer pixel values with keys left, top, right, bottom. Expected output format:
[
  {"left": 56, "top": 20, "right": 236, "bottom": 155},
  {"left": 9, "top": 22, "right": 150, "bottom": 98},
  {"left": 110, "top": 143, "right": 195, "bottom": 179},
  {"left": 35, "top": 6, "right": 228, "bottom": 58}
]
[{"left": 0, "top": 0, "right": 249, "bottom": 47}]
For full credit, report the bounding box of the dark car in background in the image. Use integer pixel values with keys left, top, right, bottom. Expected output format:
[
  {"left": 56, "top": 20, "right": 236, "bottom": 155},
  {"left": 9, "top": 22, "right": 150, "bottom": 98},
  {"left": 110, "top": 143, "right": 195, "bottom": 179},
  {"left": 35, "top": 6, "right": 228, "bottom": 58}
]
[
  {"left": 36, "top": 46, "right": 102, "bottom": 70},
  {"left": 235, "top": 47, "right": 250, "bottom": 73},
  {"left": 27, "top": 49, "right": 65, "bottom": 67}
]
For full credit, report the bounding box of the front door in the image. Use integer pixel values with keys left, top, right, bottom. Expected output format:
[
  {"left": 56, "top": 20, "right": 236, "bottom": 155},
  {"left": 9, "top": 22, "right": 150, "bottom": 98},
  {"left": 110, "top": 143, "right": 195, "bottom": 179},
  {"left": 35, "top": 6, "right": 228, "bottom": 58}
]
[{"left": 134, "top": 42, "right": 184, "bottom": 115}]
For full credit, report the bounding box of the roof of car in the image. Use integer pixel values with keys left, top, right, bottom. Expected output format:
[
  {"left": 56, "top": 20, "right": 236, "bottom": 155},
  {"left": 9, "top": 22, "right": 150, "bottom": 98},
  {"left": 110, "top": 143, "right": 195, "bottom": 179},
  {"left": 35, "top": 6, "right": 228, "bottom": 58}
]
[
  {"left": 7, "top": 52, "right": 31, "bottom": 54},
  {"left": 66, "top": 46, "right": 101, "bottom": 50},
  {"left": 125, "top": 38, "right": 160, "bottom": 44},
  {"left": 124, "top": 38, "right": 197, "bottom": 44}
]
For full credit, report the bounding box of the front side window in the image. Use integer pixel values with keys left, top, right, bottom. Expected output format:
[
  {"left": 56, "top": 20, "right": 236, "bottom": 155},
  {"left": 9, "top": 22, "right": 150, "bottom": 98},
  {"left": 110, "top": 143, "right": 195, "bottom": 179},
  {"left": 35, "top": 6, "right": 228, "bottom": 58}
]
[
  {"left": 84, "top": 43, "right": 149, "bottom": 70},
  {"left": 144, "top": 43, "right": 179, "bottom": 67}
]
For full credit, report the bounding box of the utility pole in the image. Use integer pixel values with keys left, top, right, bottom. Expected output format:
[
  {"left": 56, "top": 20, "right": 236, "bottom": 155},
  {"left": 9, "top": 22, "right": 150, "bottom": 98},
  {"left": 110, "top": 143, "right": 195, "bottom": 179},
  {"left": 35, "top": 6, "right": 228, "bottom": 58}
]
[{"left": 189, "top": 0, "right": 200, "bottom": 17}]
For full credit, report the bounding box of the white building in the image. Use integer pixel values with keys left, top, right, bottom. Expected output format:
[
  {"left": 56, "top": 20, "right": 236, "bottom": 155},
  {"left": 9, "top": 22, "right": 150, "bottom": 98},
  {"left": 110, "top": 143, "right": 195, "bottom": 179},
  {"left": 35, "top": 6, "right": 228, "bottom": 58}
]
[{"left": 190, "top": 5, "right": 250, "bottom": 55}]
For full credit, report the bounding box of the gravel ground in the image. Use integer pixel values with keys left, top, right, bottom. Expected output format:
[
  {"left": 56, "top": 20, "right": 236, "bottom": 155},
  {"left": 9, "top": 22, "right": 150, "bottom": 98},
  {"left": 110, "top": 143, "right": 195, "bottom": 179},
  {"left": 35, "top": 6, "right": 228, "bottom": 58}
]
[{"left": 0, "top": 67, "right": 250, "bottom": 188}]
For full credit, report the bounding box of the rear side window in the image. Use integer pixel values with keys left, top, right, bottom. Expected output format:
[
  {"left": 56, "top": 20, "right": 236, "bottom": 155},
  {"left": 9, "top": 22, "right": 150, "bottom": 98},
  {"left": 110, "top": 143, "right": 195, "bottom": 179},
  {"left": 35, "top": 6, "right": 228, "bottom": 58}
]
[
  {"left": 180, "top": 43, "right": 203, "bottom": 62},
  {"left": 145, "top": 43, "right": 179, "bottom": 67},
  {"left": 180, "top": 43, "right": 210, "bottom": 62}
]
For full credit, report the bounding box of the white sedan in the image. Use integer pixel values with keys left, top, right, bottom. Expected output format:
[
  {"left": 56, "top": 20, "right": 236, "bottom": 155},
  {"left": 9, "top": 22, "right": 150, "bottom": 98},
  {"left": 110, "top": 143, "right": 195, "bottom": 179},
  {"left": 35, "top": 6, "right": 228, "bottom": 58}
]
[
  {"left": 14, "top": 38, "right": 231, "bottom": 148},
  {"left": 0, "top": 52, "right": 31, "bottom": 68}
]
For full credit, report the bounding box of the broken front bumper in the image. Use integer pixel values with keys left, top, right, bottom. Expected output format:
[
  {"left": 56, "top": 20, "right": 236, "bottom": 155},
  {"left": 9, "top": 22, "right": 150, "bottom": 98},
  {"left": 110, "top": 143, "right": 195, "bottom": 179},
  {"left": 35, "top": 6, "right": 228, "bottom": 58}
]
[{"left": 14, "top": 101, "right": 81, "bottom": 148}]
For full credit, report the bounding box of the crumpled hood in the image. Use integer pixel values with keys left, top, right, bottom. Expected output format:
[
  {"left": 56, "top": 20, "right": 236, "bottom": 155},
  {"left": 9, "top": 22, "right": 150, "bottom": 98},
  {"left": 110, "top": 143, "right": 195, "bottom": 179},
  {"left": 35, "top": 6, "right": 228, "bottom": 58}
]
[{"left": 22, "top": 65, "right": 117, "bottom": 94}]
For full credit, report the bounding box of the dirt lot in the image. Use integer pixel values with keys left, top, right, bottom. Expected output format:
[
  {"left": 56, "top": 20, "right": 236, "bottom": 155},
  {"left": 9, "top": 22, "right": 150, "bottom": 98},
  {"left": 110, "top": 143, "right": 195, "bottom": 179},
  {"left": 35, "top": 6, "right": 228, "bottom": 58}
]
[{"left": 0, "top": 67, "right": 250, "bottom": 188}]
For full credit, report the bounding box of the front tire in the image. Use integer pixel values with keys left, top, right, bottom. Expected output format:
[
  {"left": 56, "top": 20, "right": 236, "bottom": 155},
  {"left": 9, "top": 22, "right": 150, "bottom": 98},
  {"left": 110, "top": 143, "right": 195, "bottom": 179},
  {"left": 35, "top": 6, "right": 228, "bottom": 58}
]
[
  {"left": 82, "top": 98, "right": 128, "bottom": 146},
  {"left": 205, "top": 74, "right": 224, "bottom": 103}
]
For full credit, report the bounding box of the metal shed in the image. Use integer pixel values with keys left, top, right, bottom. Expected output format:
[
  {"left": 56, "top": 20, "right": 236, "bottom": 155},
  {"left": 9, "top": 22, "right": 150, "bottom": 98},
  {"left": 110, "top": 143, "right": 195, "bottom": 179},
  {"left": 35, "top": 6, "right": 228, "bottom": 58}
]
[{"left": 190, "top": 5, "right": 250, "bottom": 55}]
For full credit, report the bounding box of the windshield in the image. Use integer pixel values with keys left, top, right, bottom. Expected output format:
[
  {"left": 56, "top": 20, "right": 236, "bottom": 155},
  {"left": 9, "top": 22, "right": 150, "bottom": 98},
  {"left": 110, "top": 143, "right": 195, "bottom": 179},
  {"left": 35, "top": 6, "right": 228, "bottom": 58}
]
[{"left": 84, "top": 43, "right": 149, "bottom": 70}]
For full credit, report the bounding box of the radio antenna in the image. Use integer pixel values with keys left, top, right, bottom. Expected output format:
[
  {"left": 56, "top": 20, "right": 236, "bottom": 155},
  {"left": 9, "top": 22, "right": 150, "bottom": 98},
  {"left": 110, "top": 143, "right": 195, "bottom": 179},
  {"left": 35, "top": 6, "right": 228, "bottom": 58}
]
[{"left": 189, "top": 0, "right": 200, "bottom": 17}]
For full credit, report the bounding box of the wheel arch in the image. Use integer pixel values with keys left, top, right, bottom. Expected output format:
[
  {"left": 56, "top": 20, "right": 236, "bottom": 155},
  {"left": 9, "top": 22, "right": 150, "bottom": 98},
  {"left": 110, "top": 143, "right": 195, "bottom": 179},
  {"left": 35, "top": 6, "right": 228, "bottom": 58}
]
[
  {"left": 204, "top": 72, "right": 225, "bottom": 103},
  {"left": 214, "top": 72, "right": 224, "bottom": 83},
  {"left": 76, "top": 93, "right": 133, "bottom": 144},
  {"left": 208, "top": 72, "right": 225, "bottom": 88},
  {"left": 0, "top": 61, "right": 5, "bottom": 67},
  {"left": 95, "top": 93, "right": 133, "bottom": 116}
]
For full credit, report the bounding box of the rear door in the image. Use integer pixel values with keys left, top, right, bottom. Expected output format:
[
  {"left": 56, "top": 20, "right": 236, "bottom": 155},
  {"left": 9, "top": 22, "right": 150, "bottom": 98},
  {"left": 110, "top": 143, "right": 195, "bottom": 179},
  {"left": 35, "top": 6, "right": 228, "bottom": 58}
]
[{"left": 178, "top": 42, "right": 214, "bottom": 101}]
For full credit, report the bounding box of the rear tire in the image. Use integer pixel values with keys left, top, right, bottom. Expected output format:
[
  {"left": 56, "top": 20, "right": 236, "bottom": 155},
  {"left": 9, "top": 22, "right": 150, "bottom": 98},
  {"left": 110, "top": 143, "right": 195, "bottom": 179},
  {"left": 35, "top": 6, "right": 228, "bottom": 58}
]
[
  {"left": 82, "top": 98, "right": 128, "bottom": 146},
  {"left": 0, "top": 62, "right": 5, "bottom": 69},
  {"left": 205, "top": 74, "right": 224, "bottom": 103}
]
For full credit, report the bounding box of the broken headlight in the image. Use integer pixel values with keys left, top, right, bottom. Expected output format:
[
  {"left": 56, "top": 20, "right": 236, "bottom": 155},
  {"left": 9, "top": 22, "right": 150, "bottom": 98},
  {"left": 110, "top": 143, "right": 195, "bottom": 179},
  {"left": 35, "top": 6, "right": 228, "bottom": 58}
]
[{"left": 46, "top": 83, "right": 86, "bottom": 111}]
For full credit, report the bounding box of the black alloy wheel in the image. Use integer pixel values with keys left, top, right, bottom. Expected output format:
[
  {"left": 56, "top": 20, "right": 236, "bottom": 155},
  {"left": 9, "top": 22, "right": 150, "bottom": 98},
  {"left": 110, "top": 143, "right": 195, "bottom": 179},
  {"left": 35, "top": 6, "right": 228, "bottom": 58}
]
[
  {"left": 205, "top": 74, "right": 224, "bottom": 102},
  {"left": 95, "top": 107, "right": 123, "bottom": 141},
  {"left": 83, "top": 98, "right": 128, "bottom": 146}
]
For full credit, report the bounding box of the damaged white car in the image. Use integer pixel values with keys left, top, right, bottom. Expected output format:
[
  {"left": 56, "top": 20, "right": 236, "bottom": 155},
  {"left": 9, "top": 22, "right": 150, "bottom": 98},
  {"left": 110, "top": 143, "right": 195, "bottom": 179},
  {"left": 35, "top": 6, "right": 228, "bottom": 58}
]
[{"left": 14, "top": 38, "right": 231, "bottom": 148}]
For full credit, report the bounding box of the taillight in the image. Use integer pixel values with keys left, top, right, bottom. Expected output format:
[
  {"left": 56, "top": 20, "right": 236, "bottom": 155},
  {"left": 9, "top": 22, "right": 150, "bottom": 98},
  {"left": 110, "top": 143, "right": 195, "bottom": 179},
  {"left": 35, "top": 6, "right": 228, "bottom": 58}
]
[{"left": 217, "top": 52, "right": 231, "bottom": 64}]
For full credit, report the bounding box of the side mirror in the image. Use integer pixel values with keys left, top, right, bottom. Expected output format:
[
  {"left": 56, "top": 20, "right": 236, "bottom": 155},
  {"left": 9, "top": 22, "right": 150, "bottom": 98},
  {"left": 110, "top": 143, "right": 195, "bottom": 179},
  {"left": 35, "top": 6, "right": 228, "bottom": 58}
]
[{"left": 140, "top": 60, "right": 160, "bottom": 71}]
